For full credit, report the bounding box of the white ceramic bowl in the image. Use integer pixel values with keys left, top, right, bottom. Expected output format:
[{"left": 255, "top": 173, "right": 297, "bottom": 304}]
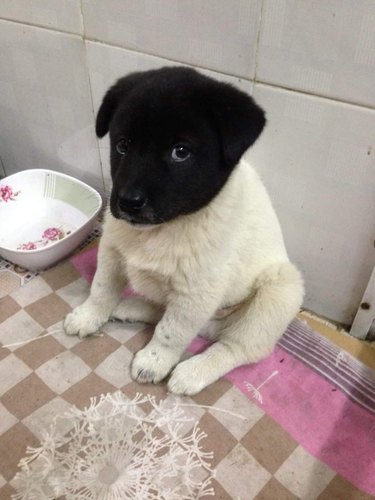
[{"left": 0, "top": 169, "right": 102, "bottom": 271}]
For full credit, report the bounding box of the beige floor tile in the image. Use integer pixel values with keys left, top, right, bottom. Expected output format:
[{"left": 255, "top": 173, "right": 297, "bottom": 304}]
[
  {"left": 197, "top": 413, "right": 238, "bottom": 467},
  {"left": 50, "top": 321, "right": 83, "bottom": 349},
  {"left": 0, "top": 271, "right": 21, "bottom": 298},
  {"left": 102, "top": 319, "right": 146, "bottom": 343},
  {"left": 0, "top": 345, "right": 10, "bottom": 361},
  {"left": 55, "top": 277, "right": 90, "bottom": 308},
  {"left": 213, "top": 386, "right": 265, "bottom": 440},
  {"left": 255, "top": 477, "right": 298, "bottom": 499},
  {"left": 22, "top": 396, "right": 73, "bottom": 439},
  {"left": 71, "top": 333, "right": 122, "bottom": 369},
  {"left": 0, "top": 310, "right": 44, "bottom": 351},
  {"left": 0, "top": 354, "right": 32, "bottom": 396},
  {"left": 0, "top": 483, "right": 16, "bottom": 498},
  {"left": 209, "top": 478, "right": 233, "bottom": 499},
  {"left": 192, "top": 377, "right": 233, "bottom": 406},
  {"left": 0, "top": 402, "right": 18, "bottom": 435},
  {"left": 275, "top": 445, "right": 336, "bottom": 499},
  {"left": 241, "top": 414, "right": 298, "bottom": 474},
  {"left": 25, "top": 293, "right": 71, "bottom": 329},
  {"left": 121, "top": 380, "right": 169, "bottom": 408},
  {"left": 36, "top": 351, "right": 91, "bottom": 394},
  {"left": 0, "top": 295, "right": 21, "bottom": 323},
  {"left": 0, "top": 423, "right": 39, "bottom": 480},
  {"left": 159, "top": 395, "right": 206, "bottom": 437},
  {"left": 1, "top": 373, "right": 56, "bottom": 420},
  {"left": 94, "top": 345, "right": 133, "bottom": 388},
  {"left": 42, "top": 260, "right": 81, "bottom": 290},
  {"left": 15, "top": 334, "right": 65, "bottom": 370},
  {"left": 124, "top": 325, "right": 154, "bottom": 353},
  {"left": 62, "top": 372, "right": 116, "bottom": 409},
  {"left": 216, "top": 443, "right": 271, "bottom": 499},
  {"left": 10, "top": 275, "right": 53, "bottom": 307}
]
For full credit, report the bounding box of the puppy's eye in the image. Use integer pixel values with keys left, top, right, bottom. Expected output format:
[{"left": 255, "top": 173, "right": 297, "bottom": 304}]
[
  {"left": 171, "top": 145, "right": 191, "bottom": 162},
  {"left": 116, "top": 139, "right": 130, "bottom": 155}
]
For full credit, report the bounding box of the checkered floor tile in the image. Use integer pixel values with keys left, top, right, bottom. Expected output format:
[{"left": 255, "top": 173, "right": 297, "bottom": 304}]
[{"left": 0, "top": 256, "right": 372, "bottom": 499}]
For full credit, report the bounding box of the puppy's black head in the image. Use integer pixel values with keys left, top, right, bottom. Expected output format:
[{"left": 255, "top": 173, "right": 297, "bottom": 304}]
[{"left": 96, "top": 67, "right": 265, "bottom": 226}]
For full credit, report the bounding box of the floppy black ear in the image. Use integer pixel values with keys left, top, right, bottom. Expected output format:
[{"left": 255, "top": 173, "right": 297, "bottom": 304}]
[
  {"left": 206, "top": 83, "right": 266, "bottom": 167},
  {"left": 95, "top": 86, "right": 118, "bottom": 138},
  {"left": 95, "top": 70, "right": 156, "bottom": 138}
]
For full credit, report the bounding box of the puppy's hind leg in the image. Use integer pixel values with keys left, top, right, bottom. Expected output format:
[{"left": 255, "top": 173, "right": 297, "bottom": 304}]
[
  {"left": 111, "top": 297, "right": 164, "bottom": 325},
  {"left": 168, "top": 261, "right": 304, "bottom": 395}
]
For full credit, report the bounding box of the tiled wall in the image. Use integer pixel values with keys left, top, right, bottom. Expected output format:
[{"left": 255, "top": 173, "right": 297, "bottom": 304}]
[{"left": 0, "top": 1, "right": 374, "bottom": 325}]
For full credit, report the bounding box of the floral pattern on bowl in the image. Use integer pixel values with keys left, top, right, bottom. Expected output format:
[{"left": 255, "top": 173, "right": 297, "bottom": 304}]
[
  {"left": 17, "top": 227, "right": 71, "bottom": 251},
  {"left": 0, "top": 169, "right": 102, "bottom": 270},
  {"left": 0, "top": 185, "right": 20, "bottom": 202}
]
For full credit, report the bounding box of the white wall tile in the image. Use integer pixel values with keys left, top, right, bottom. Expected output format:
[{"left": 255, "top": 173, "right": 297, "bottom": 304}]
[
  {"left": 0, "top": 20, "right": 103, "bottom": 194},
  {"left": 247, "top": 83, "right": 375, "bottom": 324},
  {"left": 86, "top": 41, "right": 253, "bottom": 184},
  {"left": 0, "top": 0, "right": 83, "bottom": 34},
  {"left": 257, "top": 0, "right": 375, "bottom": 107},
  {"left": 82, "top": 0, "right": 261, "bottom": 78},
  {"left": 1, "top": 1, "right": 373, "bottom": 325}
]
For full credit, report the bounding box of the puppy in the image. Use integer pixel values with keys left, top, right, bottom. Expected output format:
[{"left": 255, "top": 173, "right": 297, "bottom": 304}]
[{"left": 64, "top": 67, "right": 304, "bottom": 395}]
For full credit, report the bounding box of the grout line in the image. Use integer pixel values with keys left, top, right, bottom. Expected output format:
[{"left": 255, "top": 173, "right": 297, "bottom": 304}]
[
  {"left": 1, "top": 16, "right": 374, "bottom": 111},
  {"left": 82, "top": 39, "right": 375, "bottom": 111},
  {"left": 84, "top": 50, "right": 107, "bottom": 202},
  {"left": 0, "top": 17, "right": 253, "bottom": 84},
  {"left": 79, "top": 0, "right": 107, "bottom": 202},
  {"left": 84, "top": 37, "right": 254, "bottom": 83},
  {"left": 254, "top": 80, "right": 375, "bottom": 111},
  {"left": 253, "top": 0, "right": 265, "bottom": 83},
  {"left": 0, "top": 16, "right": 81, "bottom": 37},
  {"left": 79, "top": 0, "right": 85, "bottom": 38}
]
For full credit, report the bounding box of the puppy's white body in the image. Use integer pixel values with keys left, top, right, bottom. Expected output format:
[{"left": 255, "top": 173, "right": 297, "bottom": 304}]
[
  {"left": 106, "top": 160, "right": 287, "bottom": 306},
  {"left": 65, "top": 159, "right": 303, "bottom": 394}
]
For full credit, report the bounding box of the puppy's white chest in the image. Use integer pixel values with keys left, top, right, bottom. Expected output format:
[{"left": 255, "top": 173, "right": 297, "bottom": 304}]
[
  {"left": 126, "top": 265, "right": 171, "bottom": 305},
  {"left": 118, "top": 237, "right": 177, "bottom": 304},
  {"left": 124, "top": 241, "right": 178, "bottom": 275}
]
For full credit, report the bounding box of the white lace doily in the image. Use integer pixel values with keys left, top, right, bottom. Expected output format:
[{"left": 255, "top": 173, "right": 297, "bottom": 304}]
[{"left": 12, "top": 392, "right": 215, "bottom": 499}]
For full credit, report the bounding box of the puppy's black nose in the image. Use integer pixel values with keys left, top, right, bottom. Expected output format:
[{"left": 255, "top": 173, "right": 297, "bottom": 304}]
[{"left": 117, "top": 189, "right": 147, "bottom": 212}]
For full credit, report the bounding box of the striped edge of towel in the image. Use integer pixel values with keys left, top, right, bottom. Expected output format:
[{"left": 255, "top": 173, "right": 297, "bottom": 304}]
[{"left": 278, "top": 319, "right": 375, "bottom": 413}]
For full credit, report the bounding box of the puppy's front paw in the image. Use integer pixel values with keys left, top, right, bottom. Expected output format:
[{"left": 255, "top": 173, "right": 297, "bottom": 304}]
[
  {"left": 64, "top": 303, "right": 107, "bottom": 338},
  {"left": 131, "top": 345, "right": 178, "bottom": 384},
  {"left": 168, "top": 358, "right": 208, "bottom": 396}
]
